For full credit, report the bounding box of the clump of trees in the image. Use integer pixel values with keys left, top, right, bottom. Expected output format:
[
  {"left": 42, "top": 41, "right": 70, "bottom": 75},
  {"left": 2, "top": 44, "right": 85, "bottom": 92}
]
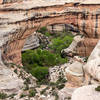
[
  {"left": 22, "top": 27, "right": 73, "bottom": 83},
  {"left": 48, "top": 35, "right": 73, "bottom": 54},
  {"left": 22, "top": 49, "right": 67, "bottom": 81}
]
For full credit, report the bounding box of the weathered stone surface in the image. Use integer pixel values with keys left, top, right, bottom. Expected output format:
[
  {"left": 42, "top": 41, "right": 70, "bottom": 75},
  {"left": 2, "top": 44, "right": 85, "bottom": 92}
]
[
  {"left": 22, "top": 32, "right": 40, "bottom": 51},
  {"left": 1, "top": 1, "right": 100, "bottom": 98},
  {"left": 65, "top": 60, "right": 84, "bottom": 87},
  {"left": 49, "top": 63, "right": 67, "bottom": 82},
  {"left": 71, "top": 40, "right": 100, "bottom": 100},
  {"left": 71, "top": 85, "right": 100, "bottom": 100},
  {"left": 47, "top": 24, "right": 79, "bottom": 33},
  {"left": 62, "top": 35, "right": 84, "bottom": 57},
  {"left": 0, "top": 64, "right": 23, "bottom": 94},
  {"left": 83, "top": 40, "right": 100, "bottom": 82},
  {"left": 58, "top": 87, "right": 76, "bottom": 100}
]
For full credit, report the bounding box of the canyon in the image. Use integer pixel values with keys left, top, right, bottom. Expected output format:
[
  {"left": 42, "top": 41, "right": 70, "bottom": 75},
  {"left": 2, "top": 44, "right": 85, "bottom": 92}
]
[{"left": 0, "top": 0, "right": 100, "bottom": 100}]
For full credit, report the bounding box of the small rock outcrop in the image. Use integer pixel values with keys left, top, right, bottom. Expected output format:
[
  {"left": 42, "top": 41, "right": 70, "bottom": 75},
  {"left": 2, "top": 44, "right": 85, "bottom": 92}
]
[
  {"left": 65, "top": 60, "right": 84, "bottom": 87},
  {"left": 49, "top": 63, "right": 67, "bottom": 82},
  {"left": 62, "top": 35, "right": 84, "bottom": 57}
]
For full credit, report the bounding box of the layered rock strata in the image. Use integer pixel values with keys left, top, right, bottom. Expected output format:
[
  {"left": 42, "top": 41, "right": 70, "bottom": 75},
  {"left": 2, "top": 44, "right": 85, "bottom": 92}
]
[{"left": 0, "top": 0, "right": 100, "bottom": 65}]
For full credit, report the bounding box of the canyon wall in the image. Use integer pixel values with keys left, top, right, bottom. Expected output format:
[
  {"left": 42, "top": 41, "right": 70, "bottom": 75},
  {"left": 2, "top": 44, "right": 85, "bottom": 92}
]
[{"left": 0, "top": 0, "right": 100, "bottom": 65}]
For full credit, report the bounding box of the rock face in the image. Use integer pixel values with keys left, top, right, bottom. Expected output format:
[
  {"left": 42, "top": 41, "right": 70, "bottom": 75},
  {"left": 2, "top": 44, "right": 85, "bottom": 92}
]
[
  {"left": 71, "top": 85, "right": 100, "bottom": 100},
  {"left": 47, "top": 24, "right": 79, "bottom": 33},
  {"left": 84, "top": 40, "right": 100, "bottom": 82},
  {"left": 0, "top": 64, "right": 23, "bottom": 94},
  {"left": 0, "top": 0, "right": 100, "bottom": 65},
  {"left": 62, "top": 35, "right": 84, "bottom": 57},
  {"left": 71, "top": 40, "right": 100, "bottom": 100},
  {"left": 22, "top": 32, "right": 40, "bottom": 51},
  {"left": 65, "top": 58, "right": 84, "bottom": 87}
]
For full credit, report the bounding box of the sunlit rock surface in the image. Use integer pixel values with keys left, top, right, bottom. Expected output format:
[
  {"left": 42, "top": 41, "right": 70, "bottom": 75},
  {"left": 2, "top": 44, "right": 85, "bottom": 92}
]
[
  {"left": 0, "top": 64, "right": 23, "bottom": 94},
  {"left": 84, "top": 40, "right": 100, "bottom": 82},
  {"left": 71, "top": 85, "right": 100, "bottom": 100},
  {"left": 71, "top": 40, "right": 100, "bottom": 100},
  {"left": 65, "top": 60, "right": 84, "bottom": 87}
]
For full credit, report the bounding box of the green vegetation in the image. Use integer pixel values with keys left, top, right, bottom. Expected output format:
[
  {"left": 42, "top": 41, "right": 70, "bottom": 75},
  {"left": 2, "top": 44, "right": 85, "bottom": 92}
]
[
  {"left": 48, "top": 35, "right": 73, "bottom": 54},
  {"left": 22, "top": 49, "right": 67, "bottom": 82},
  {"left": 95, "top": 86, "right": 100, "bottom": 92},
  {"left": 22, "top": 49, "right": 66, "bottom": 68},
  {"left": 8, "top": 94, "right": 16, "bottom": 99},
  {"left": 52, "top": 90, "right": 59, "bottom": 100},
  {"left": 31, "top": 67, "right": 49, "bottom": 81},
  {"left": 49, "top": 77, "right": 67, "bottom": 90},
  {"left": 29, "top": 89, "right": 37, "bottom": 97},
  {"left": 22, "top": 26, "right": 73, "bottom": 83},
  {"left": 40, "top": 87, "right": 49, "bottom": 95},
  {"left": 0, "top": 92, "right": 7, "bottom": 99},
  {"left": 37, "top": 27, "right": 47, "bottom": 34},
  {"left": 14, "top": 68, "right": 18, "bottom": 74},
  {"left": 20, "top": 94, "right": 26, "bottom": 98}
]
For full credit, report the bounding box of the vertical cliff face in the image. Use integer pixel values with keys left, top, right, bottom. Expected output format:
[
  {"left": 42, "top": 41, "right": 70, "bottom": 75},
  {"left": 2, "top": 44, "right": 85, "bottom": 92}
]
[{"left": 0, "top": 0, "right": 100, "bottom": 65}]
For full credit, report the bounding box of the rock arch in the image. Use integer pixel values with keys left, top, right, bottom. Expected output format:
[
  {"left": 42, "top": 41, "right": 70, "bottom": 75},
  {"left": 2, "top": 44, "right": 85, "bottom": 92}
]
[{"left": 0, "top": 0, "right": 100, "bottom": 65}]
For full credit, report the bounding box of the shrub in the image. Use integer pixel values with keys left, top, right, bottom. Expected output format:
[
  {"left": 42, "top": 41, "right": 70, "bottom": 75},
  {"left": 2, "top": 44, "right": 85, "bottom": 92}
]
[
  {"left": 31, "top": 67, "right": 49, "bottom": 81},
  {"left": 0, "top": 92, "right": 7, "bottom": 99},
  {"left": 20, "top": 94, "right": 26, "bottom": 98},
  {"left": 52, "top": 90, "right": 59, "bottom": 100},
  {"left": 56, "top": 84, "right": 65, "bottom": 90},
  {"left": 9, "top": 94, "right": 16, "bottom": 99},
  {"left": 37, "top": 27, "right": 48, "bottom": 34},
  {"left": 29, "top": 89, "right": 37, "bottom": 97},
  {"left": 95, "top": 86, "right": 100, "bottom": 91},
  {"left": 48, "top": 35, "right": 73, "bottom": 54},
  {"left": 57, "top": 77, "right": 67, "bottom": 83},
  {"left": 14, "top": 69, "right": 17, "bottom": 74},
  {"left": 22, "top": 49, "right": 67, "bottom": 69},
  {"left": 40, "top": 87, "right": 49, "bottom": 95}
]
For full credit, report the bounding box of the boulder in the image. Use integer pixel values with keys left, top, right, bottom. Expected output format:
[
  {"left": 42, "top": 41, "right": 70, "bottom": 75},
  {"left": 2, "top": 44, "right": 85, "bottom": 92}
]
[
  {"left": 65, "top": 61, "right": 84, "bottom": 87},
  {"left": 71, "top": 85, "right": 100, "bottom": 100}
]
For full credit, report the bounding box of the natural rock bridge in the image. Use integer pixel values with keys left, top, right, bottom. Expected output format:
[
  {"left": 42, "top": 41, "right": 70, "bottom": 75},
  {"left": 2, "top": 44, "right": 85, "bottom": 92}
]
[{"left": 0, "top": 0, "right": 100, "bottom": 65}]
